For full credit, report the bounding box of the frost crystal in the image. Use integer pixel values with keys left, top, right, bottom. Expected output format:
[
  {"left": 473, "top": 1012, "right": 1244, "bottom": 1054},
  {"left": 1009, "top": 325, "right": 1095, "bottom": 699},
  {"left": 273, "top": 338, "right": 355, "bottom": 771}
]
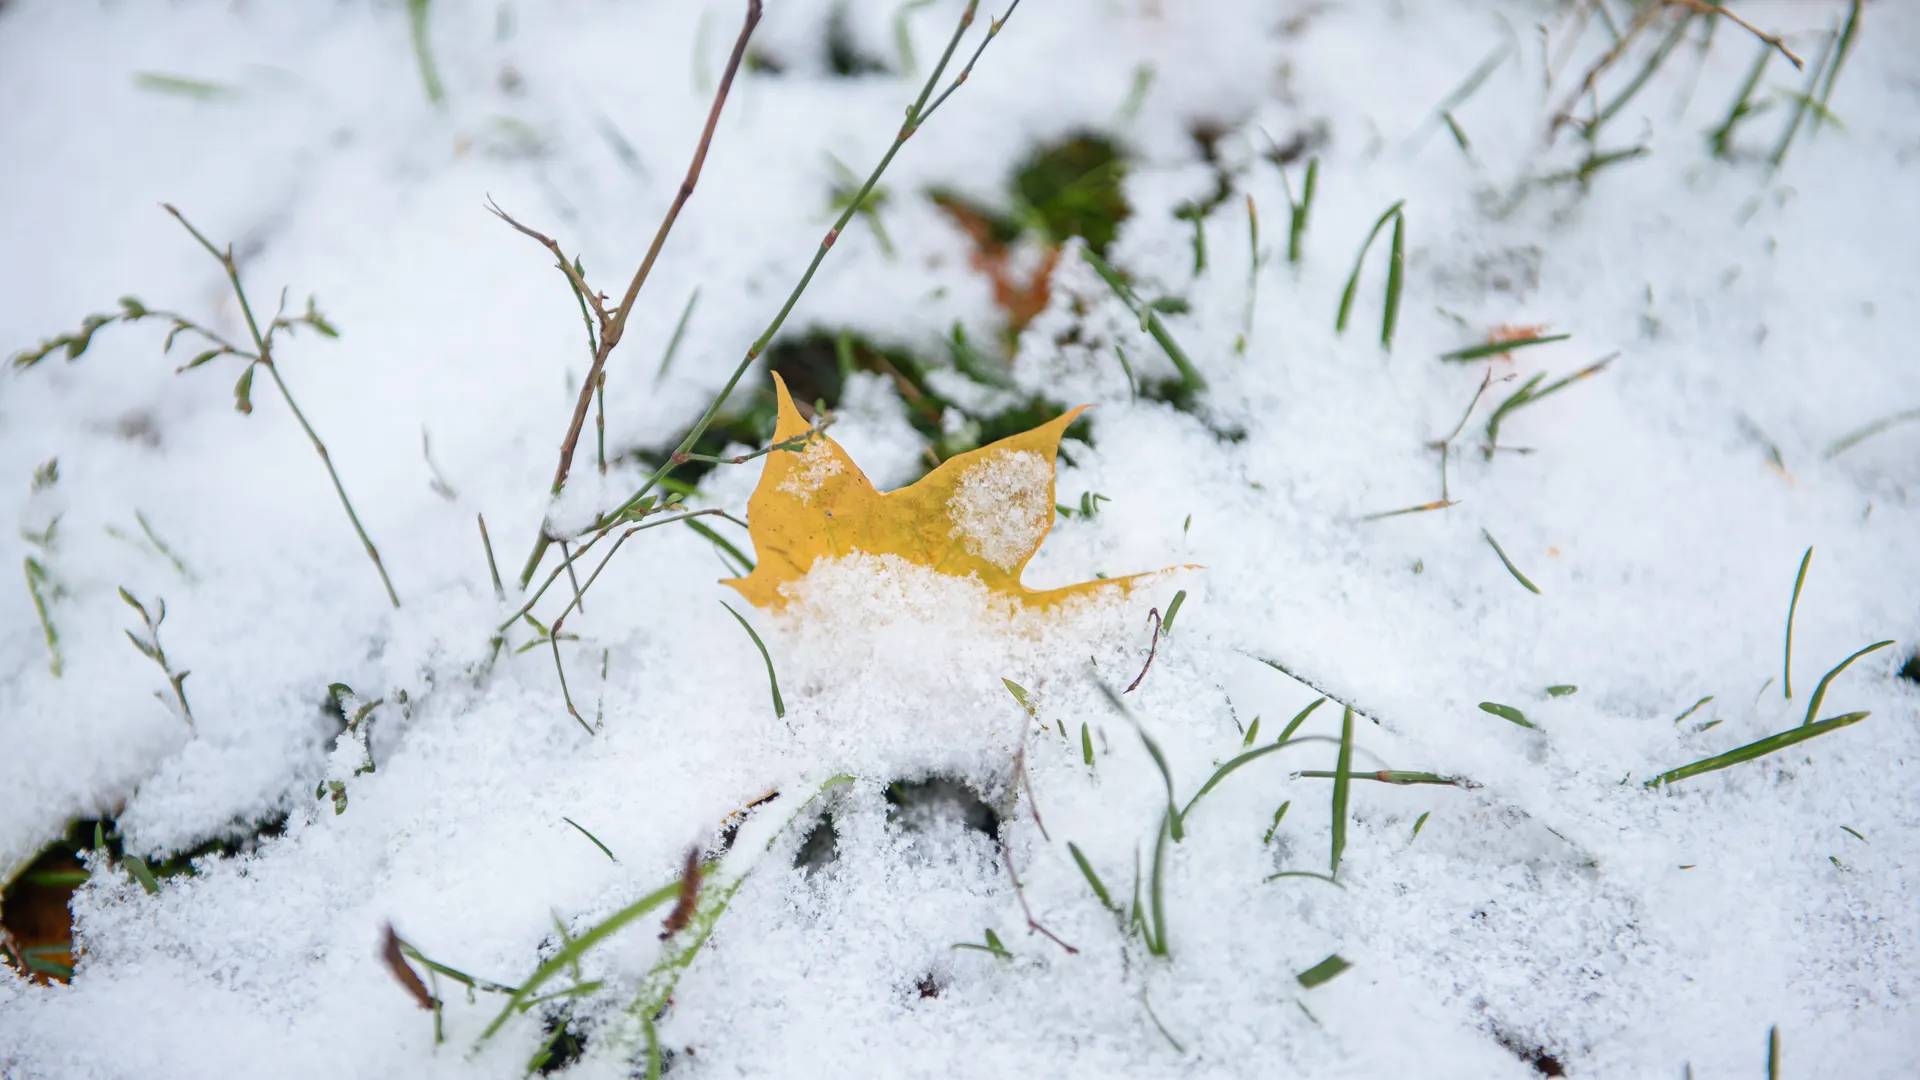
[
  {"left": 776, "top": 438, "right": 843, "bottom": 504},
  {"left": 945, "top": 449, "right": 1051, "bottom": 571}
]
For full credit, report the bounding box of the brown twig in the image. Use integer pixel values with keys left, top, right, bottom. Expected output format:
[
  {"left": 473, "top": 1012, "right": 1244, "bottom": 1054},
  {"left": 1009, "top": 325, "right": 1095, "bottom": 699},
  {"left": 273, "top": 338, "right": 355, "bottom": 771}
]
[
  {"left": 512, "top": 0, "right": 763, "bottom": 588},
  {"left": 1665, "top": 0, "right": 1802, "bottom": 69},
  {"left": 381, "top": 924, "right": 437, "bottom": 1010},
  {"left": 1000, "top": 842, "right": 1077, "bottom": 955},
  {"left": 1124, "top": 607, "right": 1164, "bottom": 693},
  {"left": 548, "top": 612, "right": 592, "bottom": 734},
  {"left": 1011, "top": 742, "right": 1049, "bottom": 842},
  {"left": 593, "top": 0, "right": 1023, "bottom": 533},
  {"left": 659, "top": 848, "right": 703, "bottom": 939}
]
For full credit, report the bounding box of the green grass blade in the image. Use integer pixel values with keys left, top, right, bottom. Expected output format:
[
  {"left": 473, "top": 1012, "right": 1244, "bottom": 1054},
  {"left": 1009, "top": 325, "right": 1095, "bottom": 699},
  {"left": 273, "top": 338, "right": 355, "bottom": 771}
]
[
  {"left": 1802, "top": 640, "right": 1894, "bottom": 727},
  {"left": 1671, "top": 695, "right": 1714, "bottom": 725},
  {"left": 685, "top": 517, "right": 753, "bottom": 575},
  {"left": 125, "top": 854, "right": 160, "bottom": 895},
  {"left": 720, "top": 602, "right": 784, "bottom": 719},
  {"left": 1081, "top": 721, "right": 1094, "bottom": 766},
  {"left": 1177, "top": 735, "right": 1339, "bottom": 826},
  {"left": 1148, "top": 811, "right": 1171, "bottom": 956},
  {"left": 1478, "top": 701, "right": 1537, "bottom": 729},
  {"left": 562, "top": 817, "right": 618, "bottom": 862},
  {"left": 1440, "top": 333, "right": 1571, "bottom": 363},
  {"left": 1068, "top": 842, "right": 1117, "bottom": 912},
  {"left": 1263, "top": 800, "right": 1291, "bottom": 844},
  {"left": 1546, "top": 684, "right": 1578, "bottom": 697},
  {"left": 1287, "top": 158, "right": 1318, "bottom": 265},
  {"left": 1482, "top": 529, "right": 1541, "bottom": 594},
  {"left": 1276, "top": 696, "right": 1327, "bottom": 743},
  {"left": 1381, "top": 211, "right": 1405, "bottom": 350},
  {"left": 1335, "top": 201, "right": 1404, "bottom": 336},
  {"left": 1824, "top": 408, "right": 1920, "bottom": 459},
  {"left": 1329, "top": 706, "right": 1353, "bottom": 879},
  {"left": 1296, "top": 953, "right": 1351, "bottom": 989},
  {"left": 481, "top": 878, "right": 683, "bottom": 1038},
  {"left": 406, "top": 0, "right": 444, "bottom": 105},
  {"left": 654, "top": 287, "right": 701, "bottom": 384},
  {"left": 1647, "top": 711, "right": 1870, "bottom": 788},
  {"left": 1160, "top": 589, "right": 1187, "bottom": 633},
  {"left": 1783, "top": 547, "right": 1812, "bottom": 698}
]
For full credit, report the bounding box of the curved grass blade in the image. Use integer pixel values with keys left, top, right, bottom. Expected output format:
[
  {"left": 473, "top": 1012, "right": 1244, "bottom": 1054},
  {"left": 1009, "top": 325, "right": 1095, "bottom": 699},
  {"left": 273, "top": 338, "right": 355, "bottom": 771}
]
[
  {"left": 1482, "top": 529, "right": 1541, "bottom": 594},
  {"left": 720, "top": 601, "right": 784, "bottom": 719},
  {"left": 1646, "top": 711, "right": 1869, "bottom": 787},
  {"left": 1801, "top": 639, "right": 1893, "bottom": 727},
  {"left": 1783, "top": 547, "right": 1812, "bottom": 698}
]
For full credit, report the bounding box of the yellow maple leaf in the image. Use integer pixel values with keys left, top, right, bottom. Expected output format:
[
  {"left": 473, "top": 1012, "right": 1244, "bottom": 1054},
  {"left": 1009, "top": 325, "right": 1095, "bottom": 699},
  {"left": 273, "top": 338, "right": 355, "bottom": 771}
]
[{"left": 723, "top": 373, "right": 1167, "bottom": 609}]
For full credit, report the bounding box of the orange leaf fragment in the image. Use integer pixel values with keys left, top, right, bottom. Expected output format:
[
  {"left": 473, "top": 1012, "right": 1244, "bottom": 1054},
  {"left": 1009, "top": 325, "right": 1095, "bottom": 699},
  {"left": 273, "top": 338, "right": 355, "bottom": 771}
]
[{"left": 724, "top": 374, "right": 1167, "bottom": 609}]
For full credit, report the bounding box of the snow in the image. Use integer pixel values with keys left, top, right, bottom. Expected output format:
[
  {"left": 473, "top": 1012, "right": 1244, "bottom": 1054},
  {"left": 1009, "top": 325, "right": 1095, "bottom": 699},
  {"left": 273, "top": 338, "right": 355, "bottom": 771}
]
[
  {"left": 945, "top": 448, "right": 1051, "bottom": 570},
  {"left": 3, "top": 0, "right": 1919, "bottom": 1077}
]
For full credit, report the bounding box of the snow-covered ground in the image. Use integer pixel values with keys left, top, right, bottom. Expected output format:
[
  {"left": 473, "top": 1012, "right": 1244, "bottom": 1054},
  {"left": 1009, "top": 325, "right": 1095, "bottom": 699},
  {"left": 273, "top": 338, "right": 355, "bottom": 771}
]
[{"left": 3, "top": 0, "right": 1917, "bottom": 1076}]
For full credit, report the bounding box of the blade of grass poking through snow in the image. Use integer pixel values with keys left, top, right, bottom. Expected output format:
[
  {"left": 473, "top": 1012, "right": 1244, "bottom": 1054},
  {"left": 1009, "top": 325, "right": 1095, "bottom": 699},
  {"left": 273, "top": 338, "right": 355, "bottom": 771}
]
[
  {"left": 590, "top": 0, "right": 1024, "bottom": 543},
  {"left": 1068, "top": 842, "right": 1118, "bottom": 912},
  {"left": 1824, "top": 408, "right": 1920, "bottom": 459},
  {"left": 1242, "top": 717, "right": 1260, "bottom": 747},
  {"left": 1094, "top": 679, "right": 1183, "bottom": 840},
  {"left": 1770, "top": 20, "right": 1837, "bottom": 170},
  {"left": 1081, "top": 722, "right": 1094, "bottom": 766},
  {"left": 562, "top": 817, "right": 618, "bottom": 862},
  {"left": 1079, "top": 247, "right": 1204, "bottom": 394},
  {"left": 1335, "top": 200, "right": 1404, "bottom": 342},
  {"left": 1768, "top": 1025, "right": 1781, "bottom": 1080},
  {"left": 1671, "top": 695, "right": 1714, "bottom": 725},
  {"left": 1479, "top": 702, "right": 1537, "bottom": 729},
  {"left": 1146, "top": 812, "right": 1171, "bottom": 957},
  {"left": 1263, "top": 800, "right": 1291, "bottom": 844},
  {"left": 1813, "top": 1, "right": 1862, "bottom": 130},
  {"left": 1783, "top": 546, "right": 1812, "bottom": 698},
  {"left": 1298, "top": 770, "right": 1468, "bottom": 787},
  {"left": 1177, "top": 735, "right": 1342, "bottom": 829},
  {"left": 1482, "top": 529, "right": 1542, "bottom": 594},
  {"left": 1484, "top": 354, "right": 1615, "bottom": 453},
  {"left": 1708, "top": 41, "right": 1771, "bottom": 158},
  {"left": 22, "top": 557, "right": 60, "bottom": 676},
  {"left": 1439, "top": 333, "right": 1571, "bottom": 362},
  {"left": 406, "top": 0, "right": 443, "bottom": 104},
  {"left": 1296, "top": 953, "right": 1351, "bottom": 989},
  {"left": 479, "top": 878, "right": 682, "bottom": 1040},
  {"left": 1546, "top": 684, "right": 1578, "bottom": 697},
  {"left": 1285, "top": 157, "right": 1317, "bottom": 265},
  {"left": 1381, "top": 210, "right": 1405, "bottom": 349},
  {"left": 1801, "top": 640, "right": 1893, "bottom": 728},
  {"left": 125, "top": 855, "right": 160, "bottom": 895},
  {"left": 684, "top": 516, "right": 753, "bottom": 575},
  {"left": 477, "top": 514, "right": 505, "bottom": 601},
  {"left": 1589, "top": 10, "right": 1694, "bottom": 140},
  {"left": 1647, "top": 711, "right": 1870, "bottom": 787},
  {"left": 653, "top": 287, "right": 700, "bottom": 384},
  {"left": 1160, "top": 589, "right": 1187, "bottom": 633},
  {"left": 720, "top": 602, "right": 784, "bottom": 719},
  {"left": 1411, "top": 811, "right": 1431, "bottom": 841},
  {"left": 1330, "top": 706, "right": 1353, "bottom": 880},
  {"left": 1408, "top": 43, "right": 1509, "bottom": 151}
]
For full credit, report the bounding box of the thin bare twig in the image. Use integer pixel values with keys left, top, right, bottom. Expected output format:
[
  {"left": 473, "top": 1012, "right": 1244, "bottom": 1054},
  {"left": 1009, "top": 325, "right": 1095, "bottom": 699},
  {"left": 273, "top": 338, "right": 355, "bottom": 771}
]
[
  {"left": 1124, "top": 607, "right": 1165, "bottom": 693},
  {"left": 164, "top": 205, "right": 401, "bottom": 608},
  {"left": 548, "top": 613, "right": 592, "bottom": 734},
  {"left": 512, "top": 0, "right": 764, "bottom": 588},
  {"left": 1001, "top": 842, "right": 1077, "bottom": 955},
  {"left": 593, "top": 0, "right": 1022, "bottom": 533},
  {"left": 1665, "top": 0, "right": 1801, "bottom": 69}
]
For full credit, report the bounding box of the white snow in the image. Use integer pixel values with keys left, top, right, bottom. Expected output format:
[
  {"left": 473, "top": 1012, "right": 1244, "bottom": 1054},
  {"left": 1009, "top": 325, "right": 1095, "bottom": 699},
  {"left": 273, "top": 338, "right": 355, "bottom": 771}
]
[
  {"left": 2, "top": 1, "right": 1918, "bottom": 1078},
  {"left": 945, "top": 448, "right": 1052, "bottom": 571}
]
